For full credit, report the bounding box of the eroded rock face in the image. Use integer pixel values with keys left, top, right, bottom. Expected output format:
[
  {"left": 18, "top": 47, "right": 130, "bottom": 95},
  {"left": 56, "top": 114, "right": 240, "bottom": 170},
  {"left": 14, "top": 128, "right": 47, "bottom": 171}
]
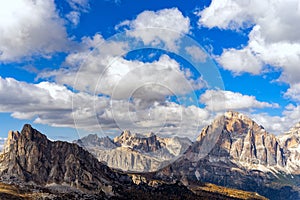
[
  {"left": 75, "top": 130, "right": 192, "bottom": 172},
  {"left": 76, "top": 134, "right": 117, "bottom": 150},
  {"left": 195, "top": 111, "right": 286, "bottom": 168},
  {"left": 114, "top": 131, "right": 162, "bottom": 152},
  {"left": 155, "top": 111, "right": 300, "bottom": 200},
  {"left": 0, "top": 124, "right": 130, "bottom": 193},
  {"left": 278, "top": 122, "right": 300, "bottom": 174},
  {"left": 0, "top": 123, "right": 270, "bottom": 200}
]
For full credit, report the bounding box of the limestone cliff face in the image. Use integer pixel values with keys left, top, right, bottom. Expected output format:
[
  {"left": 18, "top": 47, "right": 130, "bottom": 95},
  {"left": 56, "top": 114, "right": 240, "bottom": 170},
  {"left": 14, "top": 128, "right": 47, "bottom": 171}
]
[
  {"left": 0, "top": 125, "right": 241, "bottom": 199},
  {"left": 154, "top": 111, "right": 299, "bottom": 200},
  {"left": 0, "top": 124, "right": 130, "bottom": 193},
  {"left": 114, "top": 131, "right": 162, "bottom": 152},
  {"left": 278, "top": 122, "right": 300, "bottom": 174},
  {"left": 75, "top": 130, "right": 192, "bottom": 172},
  {"left": 196, "top": 111, "right": 286, "bottom": 168}
]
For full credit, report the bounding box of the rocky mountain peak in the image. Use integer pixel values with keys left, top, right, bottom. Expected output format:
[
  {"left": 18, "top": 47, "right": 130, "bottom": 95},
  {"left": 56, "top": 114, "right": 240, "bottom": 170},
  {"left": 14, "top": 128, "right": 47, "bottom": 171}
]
[
  {"left": 278, "top": 122, "right": 300, "bottom": 149},
  {"left": 277, "top": 122, "right": 300, "bottom": 173},
  {"left": 6, "top": 130, "right": 20, "bottom": 143},
  {"left": 118, "top": 129, "right": 132, "bottom": 137},
  {"left": 76, "top": 134, "right": 116, "bottom": 149},
  {"left": 22, "top": 124, "right": 48, "bottom": 141},
  {"left": 287, "top": 122, "right": 300, "bottom": 135},
  {"left": 197, "top": 111, "right": 265, "bottom": 142},
  {"left": 153, "top": 112, "right": 299, "bottom": 200},
  {"left": 4, "top": 124, "right": 50, "bottom": 154},
  {"left": 113, "top": 130, "right": 161, "bottom": 152},
  {"left": 195, "top": 111, "right": 286, "bottom": 168},
  {"left": 5, "top": 124, "right": 33, "bottom": 141},
  {"left": 74, "top": 131, "right": 192, "bottom": 172},
  {"left": 224, "top": 111, "right": 265, "bottom": 134},
  {"left": 3, "top": 130, "right": 20, "bottom": 153},
  {"left": 0, "top": 124, "right": 131, "bottom": 193}
]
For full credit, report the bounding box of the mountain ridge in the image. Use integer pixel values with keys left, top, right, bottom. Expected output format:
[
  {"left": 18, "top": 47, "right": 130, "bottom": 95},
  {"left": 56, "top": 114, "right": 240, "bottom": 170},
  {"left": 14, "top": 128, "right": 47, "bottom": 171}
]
[
  {"left": 0, "top": 123, "right": 268, "bottom": 199},
  {"left": 74, "top": 130, "right": 192, "bottom": 172},
  {"left": 151, "top": 111, "right": 300, "bottom": 200}
]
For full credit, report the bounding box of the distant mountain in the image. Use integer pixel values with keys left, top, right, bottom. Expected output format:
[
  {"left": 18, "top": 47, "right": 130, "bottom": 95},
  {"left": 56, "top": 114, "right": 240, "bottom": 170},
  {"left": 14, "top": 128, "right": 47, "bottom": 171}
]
[
  {"left": 0, "top": 124, "right": 266, "bottom": 200},
  {"left": 153, "top": 111, "right": 300, "bottom": 200},
  {"left": 74, "top": 130, "right": 192, "bottom": 172},
  {"left": 72, "top": 111, "right": 300, "bottom": 199},
  {"left": 76, "top": 134, "right": 118, "bottom": 149}
]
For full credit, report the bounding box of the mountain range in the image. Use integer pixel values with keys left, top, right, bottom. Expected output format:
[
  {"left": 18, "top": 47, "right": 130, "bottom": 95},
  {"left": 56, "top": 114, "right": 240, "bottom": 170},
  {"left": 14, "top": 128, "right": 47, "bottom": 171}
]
[
  {"left": 0, "top": 111, "right": 299, "bottom": 199},
  {"left": 74, "top": 130, "right": 192, "bottom": 172},
  {"left": 0, "top": 122, "right": 268, "bottom": 199},
  {"left": 74, "top": 111, "right": 300, "bottom": 199},
  {"left": 152, "top": 111, "right": 300, "bottom": 200}
]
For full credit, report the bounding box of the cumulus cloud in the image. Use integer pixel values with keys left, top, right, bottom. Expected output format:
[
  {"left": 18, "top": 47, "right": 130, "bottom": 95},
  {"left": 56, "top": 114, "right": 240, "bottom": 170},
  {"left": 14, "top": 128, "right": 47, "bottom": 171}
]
[
  {"left": 116, "top": 8, "right": 190, "bottom": 51},
  {"left": 65, "top": 0, "right": 90, "bottom": 26},
  {"left": 250, "top": 113, "right": 289, "bottom": 135},
  {"left": 0, "top": 0, "right": 70, "bottom": 62},
  {"left": 198, "top": 0, "right": 300, "bottom": 86},
  {"left": 0, "top": 76, "right": 106, "bottom": 130},
  {"left": 30, "top": 6, "right": 211, "bottom": 138},
  {"left": 185, "top": 45, "right": 207, "bottom": 62},
  {"left": 200, "top": 90, "right": 279, "bottom": 112},
  {"left": 0, "top": 138, "right": 6, "bottom": 152},
  {"left": 0, "top": 77, "right": 294, "bottom": 137},
  {"left": 251, "top": 103, "right": 300, "bottom": 135},
  {"left": 217, "top": 45, "right": 263, "bottom": 75},
  {"left": 66, "top": 11, "right": 81, "bottom": 26},
  {"left": 103, "top": 55, "right": 205, "bottom": 101},
  {"left": 0, "top": 76, "right": 211, "bottom": 138},
  {"left": 38, "top": 33, "right": 128, "bottom": 91},
  {"left": 284, "top": 83, "right": 300, "bottom": 102},
  {"left": 67, "top": 0, "right": 90, "bottom": 12},
  {"left": 101, "top": 100, "right": 212, "bottom": 138},
  {"left": 39, "top": 33, "right": 204, "bottom": 103}
]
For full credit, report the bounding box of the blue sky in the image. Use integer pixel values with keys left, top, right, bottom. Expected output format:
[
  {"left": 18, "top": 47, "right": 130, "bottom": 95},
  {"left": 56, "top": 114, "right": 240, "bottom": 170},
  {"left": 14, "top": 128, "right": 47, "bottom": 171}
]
[{"left": 0, "top": 0, "right": 300, "bottom": 141}]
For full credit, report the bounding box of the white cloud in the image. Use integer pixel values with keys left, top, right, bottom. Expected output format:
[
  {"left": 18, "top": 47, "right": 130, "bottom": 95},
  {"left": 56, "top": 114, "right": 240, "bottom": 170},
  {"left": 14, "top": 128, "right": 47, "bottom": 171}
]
[
  {"left": 0, "top": 77, "right": 294, "bottom": 137},
  {"left": 67, "top": 0, "right": 90, "bottom": 12},
  {"left": 198, "top": 0, "right": 300, "bottom": 86},
  {"left": 40, "top": 33, "right": 204, "bottom": 103},
  {"left": 0, "top": 76, "right": 211, "bottom": 138},
  {"left": 105, "top": 100, "right": 212, "bottom": 138},
  {"left": 38, "top": 33, "right": 129, "bottom": 92},
  {"left": 117, "top": 8, "right": 190, "bottom": 51},
  {"left": 198, "top": 0, "right": 300, "bottom": 41},
  {"left": 200, "top": 90, "right": 279, "bottom": 112},
  {"left": 185, "top": 45, "right": 207, "bottom": 62},
  {"left": 250, "top": 113, "right": 288, "bottom": 135},
  {"left": 66, "top": 11, "right": 81, "bottom": 26},
  {"left": 65, "top": 0, "right": 90, "bottom": 26},
  {"left": 0, "top": 138, "right": 6, "bottom": 152},
  {"left": 251, "top": 103, "right": 300, "bottom": 134},
  {"left": 282, "top": 104, "right": 300, "bottom": 122},
  {"left": 0, "top": 76, "right": 106, "bottom": 130},
  {"left": 284, "top": 83, "right": 300, "bottom": 102},
  {"left": 102, "top": 55, "right": 205, "bottom": 101},
  {"left": 0, "top": 0, "right": 70, "bottom": 62},
  {"left": 217, "top": 46, "right": 263, "bottom": 75}
]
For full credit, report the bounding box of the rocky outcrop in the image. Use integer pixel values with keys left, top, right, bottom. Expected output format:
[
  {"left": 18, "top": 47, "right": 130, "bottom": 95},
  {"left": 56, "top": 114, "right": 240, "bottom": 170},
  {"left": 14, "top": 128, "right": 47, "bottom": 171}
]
[
  {"left": 278, "top": 122, "right": 300, "bottom": 174},
  {"left": 0, "top": 124, "right": 131, "bottom": 195},
  {"left": 196, "top": 111, "right": 287, "bottom": 168},
  {"left": 0, "top": 124, "right": 266, "bottom": 200},
  {"left": 154, "top": 111, "right": 299, "bottom": 200},
  {"left": 76, "top": 134, "right": 117, "bottom": 149},
  {"left": 114, "top": 131, "right": 162, "bottom": 152},
  {"left": 75, "top": 130, "right": 192, "bottom": 172}
]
